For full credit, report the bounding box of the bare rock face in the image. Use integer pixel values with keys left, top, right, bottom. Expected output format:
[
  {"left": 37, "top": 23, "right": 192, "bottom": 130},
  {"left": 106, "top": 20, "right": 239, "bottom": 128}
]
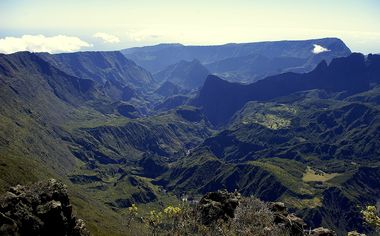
[
  {"left": 0, "top": 179, "right": 90, "bottom": 236},
  {"left": 198, "top": 189, "right": 241, "bottom": 225}
]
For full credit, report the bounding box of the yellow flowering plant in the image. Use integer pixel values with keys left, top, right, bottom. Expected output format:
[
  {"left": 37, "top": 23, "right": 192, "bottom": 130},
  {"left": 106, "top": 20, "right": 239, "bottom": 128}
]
[
  {"left": 361, "top": 205, "right": 380, "bottom": 230},
  {"left": 163, "top": 206, "right": 182, "bottom": 217}
]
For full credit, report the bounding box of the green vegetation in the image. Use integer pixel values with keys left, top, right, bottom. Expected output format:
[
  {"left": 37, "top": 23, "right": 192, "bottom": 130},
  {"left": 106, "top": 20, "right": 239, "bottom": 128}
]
[
  {"left": 1, "top": 51, "right": 380, "bottom": 235},
  {"left": 250, "top": 160, "right": 313, "bottom": 195},
  {"left": 232, "top": 102, "right": 297, "bottom": 129},
  {"left": 302, "top": 166, "right": 341, "bottom": 182}
]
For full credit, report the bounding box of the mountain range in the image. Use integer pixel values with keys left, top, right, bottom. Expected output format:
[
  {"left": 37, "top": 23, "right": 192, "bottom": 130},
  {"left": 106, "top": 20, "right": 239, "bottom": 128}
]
[
  {"left": 193, "top": 53, "right": 379, "bottom": 126},
  {"left": 0, "top": 38, "right": 379, "bottom": 235},
  {"left": 122, "top": 38, "right": 351, "bottom": 83}
]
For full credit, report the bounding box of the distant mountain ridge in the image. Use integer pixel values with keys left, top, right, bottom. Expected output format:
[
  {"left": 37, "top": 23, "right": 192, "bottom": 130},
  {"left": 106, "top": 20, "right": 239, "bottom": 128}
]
[
  {"left": 0, "top": 51, "right": 96, "bottom": 109},
  {"left": 193, "top": 53, "right": 379, "bottom": 126},
  {"left": 122, "top": 38, "right": 351, "bottom": 83}
]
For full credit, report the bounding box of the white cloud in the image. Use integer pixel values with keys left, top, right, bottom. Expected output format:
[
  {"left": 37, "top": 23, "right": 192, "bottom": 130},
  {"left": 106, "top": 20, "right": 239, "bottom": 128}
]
[
  {"left": 312, "top": 44, "right": 330, "bottom": 54},
  {"left": 93, "top": 32, "right": 120, "bottom": 43},
  {"left": 0, "top": 35, "right": 92, "bottom": 54}
]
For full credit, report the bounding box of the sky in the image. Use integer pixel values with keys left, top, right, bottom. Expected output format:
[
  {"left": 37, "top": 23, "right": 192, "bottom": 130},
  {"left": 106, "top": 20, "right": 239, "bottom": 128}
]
[{"left": 0, "top": 0, "right": 379, "bottom": 54}]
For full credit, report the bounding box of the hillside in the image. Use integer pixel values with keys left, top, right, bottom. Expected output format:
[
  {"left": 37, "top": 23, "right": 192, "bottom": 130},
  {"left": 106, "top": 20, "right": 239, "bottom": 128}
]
[{"left": 158, "top": 90, "right": 380, "bottom": 234}]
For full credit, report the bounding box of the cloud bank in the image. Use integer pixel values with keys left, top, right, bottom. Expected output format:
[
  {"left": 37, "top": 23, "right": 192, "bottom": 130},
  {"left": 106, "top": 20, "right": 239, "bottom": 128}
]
[
  {"left": 0, "top": 35, "right": 92, "bottom": 54},
  {"left": 312, "top": 44, "right": 330, "bottom": 54},
  {"left": 93, "top": 32, "right": 120, "bottom": 43}
]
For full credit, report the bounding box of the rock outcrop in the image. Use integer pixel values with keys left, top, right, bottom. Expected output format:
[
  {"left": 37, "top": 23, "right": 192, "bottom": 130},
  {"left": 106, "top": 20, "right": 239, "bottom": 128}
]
[
  {"left": 198, "top": 189, "right": 241, "bottom": 225},
  {"left": 0, "top": 179, "right": 90, "bottom": 236},
  {"left": 309, "top": 227, "right": 337, "bottom": 236},
  {"left": 269, "top": 202, "right": 307, "bottom": 236},
  {"left": 197, "top": 190, "right": 337, "bottom": 236}
]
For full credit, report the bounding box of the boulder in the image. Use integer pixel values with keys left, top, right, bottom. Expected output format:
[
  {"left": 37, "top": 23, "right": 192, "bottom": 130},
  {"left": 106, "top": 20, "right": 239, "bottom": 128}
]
[
  {"left": 0, "top": 179, "right": 90, "bottom": 236},
  {"left": 269, "top": 202, "right": 288, "bottom": 214},
  {"left": 309, "top": 227, "right": 337, "bottom": 236},
  {"left": 198, "top": 189, "right": 241, "bottom": 225},
  {"left": 269, "top": 201, "right": 306, "bottom": 236}
]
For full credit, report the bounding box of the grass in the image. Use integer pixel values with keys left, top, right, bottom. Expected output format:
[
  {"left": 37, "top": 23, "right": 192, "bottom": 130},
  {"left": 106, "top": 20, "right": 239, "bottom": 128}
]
[
  {"left": 302, "top": 166, "right": 342, "bottom": 182},
  {"left": 249, "top": 159, "right": 313, "bottom": 195},
  {"left": 69, "top": 174, "right": 180, "bottom": 236},
  {"left": 0, "top": 153, "right": 52, "bottom": 192},
  {"left": 62, "top": 107, "right": 131, "bottom": 130},
  {"left": 69, "top": 186, "right": 131, "bottom": 236},
  {"left": 283, "top": 195, "right": 322, "bottom": 209}
]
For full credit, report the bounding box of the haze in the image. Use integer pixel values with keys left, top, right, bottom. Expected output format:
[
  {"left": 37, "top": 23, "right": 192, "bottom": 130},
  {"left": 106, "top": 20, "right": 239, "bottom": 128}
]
[{"left": 1, "top": 0, "right": 379, "bottom": 53}]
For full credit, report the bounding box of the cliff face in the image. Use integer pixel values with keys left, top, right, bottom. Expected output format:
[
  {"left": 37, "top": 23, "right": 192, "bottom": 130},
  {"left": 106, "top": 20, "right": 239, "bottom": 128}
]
[{"left": 0, "top": 179, "right": 89, "bottom": 236}]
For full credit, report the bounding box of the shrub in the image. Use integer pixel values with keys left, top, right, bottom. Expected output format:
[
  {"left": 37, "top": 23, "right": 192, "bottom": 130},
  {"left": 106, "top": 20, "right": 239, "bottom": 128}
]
[
  {"left": 361, "top": 205, "right": 380, "bottom": 232},
  {"left": 126, "top": 196, "right": 291, "bottom": 236}
]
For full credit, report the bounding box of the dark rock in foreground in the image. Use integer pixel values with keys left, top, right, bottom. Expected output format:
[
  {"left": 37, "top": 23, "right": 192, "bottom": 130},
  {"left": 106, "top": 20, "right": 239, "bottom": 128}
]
[
  {"left": 270, "top": 202, "right": 307, "bottom": 236},
  {"left": 0, "top": 179, "right": 90, "bottom": 236},
  {"left": 198, "top": 189, "right": 241, "bottom": 225}
]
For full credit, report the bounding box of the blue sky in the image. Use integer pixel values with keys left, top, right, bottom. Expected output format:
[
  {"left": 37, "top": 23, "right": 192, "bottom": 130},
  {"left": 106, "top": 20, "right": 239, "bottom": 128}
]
[{"left": 1, "top": 0, "right": 379, "bottom": 53}]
